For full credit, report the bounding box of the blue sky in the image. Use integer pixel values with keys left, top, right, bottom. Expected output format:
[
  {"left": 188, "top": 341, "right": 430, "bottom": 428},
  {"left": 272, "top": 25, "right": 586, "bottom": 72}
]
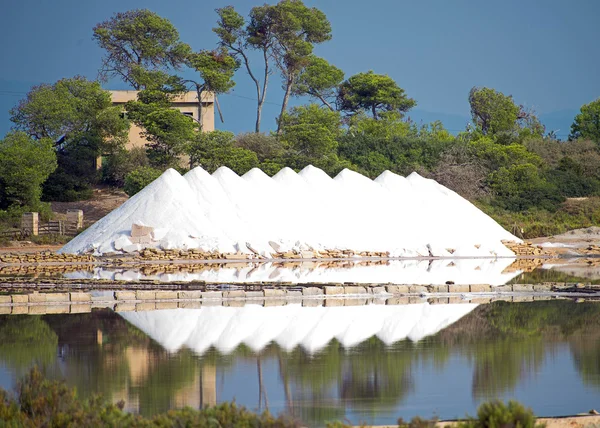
[{"left": 1, "top": 0, "right": 599, "bottom": 138}]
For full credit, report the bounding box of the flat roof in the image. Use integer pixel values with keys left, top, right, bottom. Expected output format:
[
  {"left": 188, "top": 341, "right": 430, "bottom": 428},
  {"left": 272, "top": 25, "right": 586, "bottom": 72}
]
[{"left": 109, "top": 90, "right": 214, "bottom": 104}]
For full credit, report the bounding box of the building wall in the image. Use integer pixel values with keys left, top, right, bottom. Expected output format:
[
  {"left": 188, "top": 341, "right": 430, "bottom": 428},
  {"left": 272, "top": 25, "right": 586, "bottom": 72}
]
[{"left": 109, "top": 90, "right": 215, "bottom": 151}]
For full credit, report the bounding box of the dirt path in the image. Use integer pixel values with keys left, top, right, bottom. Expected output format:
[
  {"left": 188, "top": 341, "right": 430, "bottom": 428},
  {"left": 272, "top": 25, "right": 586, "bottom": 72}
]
[{"left": 50, "top": 186, "right": 128, "bottom": 227}]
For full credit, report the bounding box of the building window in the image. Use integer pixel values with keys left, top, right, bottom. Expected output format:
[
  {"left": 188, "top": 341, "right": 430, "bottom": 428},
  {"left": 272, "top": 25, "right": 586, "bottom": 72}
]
[{"left": 182, "top": 112, "right": 194, "bottom": 117}]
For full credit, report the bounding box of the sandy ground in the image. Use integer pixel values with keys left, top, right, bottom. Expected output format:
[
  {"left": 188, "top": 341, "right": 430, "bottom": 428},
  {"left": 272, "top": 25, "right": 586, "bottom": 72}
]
[
  {"left": 531, "top": 226, "right": 600, "bottom": 255},
  {"left": 0, "top": 187, "right": 128, "bottom": 253},
  {"left": 366, "top": 414, "right": 600, "bottom": 428},
  {"left": 50, "top": 186, "right": 128, "bottom": 227}
]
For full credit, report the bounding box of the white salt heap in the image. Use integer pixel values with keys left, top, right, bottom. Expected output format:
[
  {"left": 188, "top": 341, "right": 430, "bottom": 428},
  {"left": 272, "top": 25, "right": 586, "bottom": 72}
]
[{"left": 59, "top": 165, "right": 520, "bottom": 258}]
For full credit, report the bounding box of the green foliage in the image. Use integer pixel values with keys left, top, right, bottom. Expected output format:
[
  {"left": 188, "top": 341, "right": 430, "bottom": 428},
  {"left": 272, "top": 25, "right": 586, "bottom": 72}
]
[
  {"left": 214, "top": 5, "right": 274, "bottom": 132},
  {"left": 468, "top": 87, "right": 543, "bottom": 143},
  {"left": 468, "top": 137, "right": 542, "bottom": 170},
  {"left": 0, "top": 132, "right": 57, "bottom": 209},
  {"left": 186, "top": 48, "right": 238, "bottom": 95},
  {"left": 10, "top": 76, "right": 128, "bottom": 151},
  {"left": 469, "top": 87, "right": 521, "bottom": 136},
  {"left": 269, "top": 0, "right": 333, "bottom": 130},
  {"left": 42, "top": 147, "right": 96, "bottom": 202},
  {"left": 280, "top": 104, "right": 341, "bottom": 158},
  {"left": 102, "top": 147, "right": 150, "bottom": 187},
  {"left": 456, "top": 400, "right": 544, "bottom": 428},
  {"left": 235, "top": 132, "right": 285, "bottom": 162},
  {"left": 488, "top": 163, "right": 562, "bottom": 211},
  {"left": 93, "top": 9, "right": 191, "bottom": 89},
  {"left": 476, "top": 198, "right": 600, "bottom": 238},
  {"left": 124, "top": 166, "right": 162, "bottom": 196},
  {"left": 10, "top": 77, "right": 128, "bottom": 202},
  {"left": 126, "top": 101, "right": 197, "bottom": 168},
  {"left": 337, "top": 71, "right": 416, "bottom": 119},
  {"left": 339, "top": 116, "right": 453, "bottom": 178},
  {"left": 187, "top": 131, "right": 259, "bottom": 174},
  {"left": 292, "top": 55, "right": 344, "bottom": 110},
  {"left": 569, "top": 97, "right": 600, "bottom": 143}
]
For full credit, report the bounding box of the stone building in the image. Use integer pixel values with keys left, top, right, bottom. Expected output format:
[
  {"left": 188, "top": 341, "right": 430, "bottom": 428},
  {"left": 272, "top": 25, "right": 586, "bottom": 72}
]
[{"left": 109, "top": 90, "right": 215, "bottom": 151}]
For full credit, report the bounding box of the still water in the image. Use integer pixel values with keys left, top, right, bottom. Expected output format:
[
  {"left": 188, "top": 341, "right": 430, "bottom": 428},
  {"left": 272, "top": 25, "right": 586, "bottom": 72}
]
[{"left": 1, "top": 299, "right": 600, "bottom": 426}]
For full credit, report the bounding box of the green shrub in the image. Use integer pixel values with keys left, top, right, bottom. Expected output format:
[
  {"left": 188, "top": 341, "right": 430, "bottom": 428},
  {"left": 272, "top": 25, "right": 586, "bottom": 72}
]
[
  {"left": 456, "top": 400, "right": 544, "bottom": 428},
  {"left": 124, "top": 166, "right": 163, "bottom": 196},
  {"left": 102, "top": 147, "right": 150, "bottom": 187}
]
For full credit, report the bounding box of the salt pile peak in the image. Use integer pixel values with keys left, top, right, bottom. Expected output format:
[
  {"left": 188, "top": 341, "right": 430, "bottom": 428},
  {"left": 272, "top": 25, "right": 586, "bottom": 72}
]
[{"left": 59, "top": 165, "right": 520, "bottom": 258}]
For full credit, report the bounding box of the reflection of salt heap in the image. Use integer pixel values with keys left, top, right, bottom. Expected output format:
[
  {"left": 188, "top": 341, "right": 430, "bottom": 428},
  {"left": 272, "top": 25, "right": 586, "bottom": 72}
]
[
  {"left": 119, "top": 303, "right": 479, "bottom": 354},
  {"left": 59, "top": 165, "right": 519, "bottom": 257}
]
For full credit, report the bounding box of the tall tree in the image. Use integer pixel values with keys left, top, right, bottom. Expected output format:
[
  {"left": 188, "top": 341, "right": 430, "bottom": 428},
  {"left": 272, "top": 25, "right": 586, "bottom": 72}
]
[
  {"left": 10, "top": 77, "right": 129, "bottom": 201},
  {"left": 185, "top": 48, "right": 238, "bottom": 125},
  {"left": 468, "top": 87, "right": 544, "bottom": 142},
  {"left": 214, "top": 6, "right": 276, "bottom": 132},
  {"left": 270, "top": 0, "right": 332, "bottom": 133},
  {"left": 93, "top": 9, "right": 190, "bottom": 89},
  {"left": 468, "top": 87, "right": 521, "bottom": 136},
  {"left": 337, "top": 71, "right": 416, "bottom": 120},
  {"left": 291, "top": 55, "right": 344, "bottom": 111},
  {"left": 569, "top": 98, "right": 600, "bottom": 143}
]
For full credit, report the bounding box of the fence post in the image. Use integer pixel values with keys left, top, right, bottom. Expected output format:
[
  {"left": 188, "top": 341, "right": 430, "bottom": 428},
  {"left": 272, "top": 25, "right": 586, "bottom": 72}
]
[
  {"left": 67, "top": 210, "right": 83, "bottom": 230},
  {"left": 21, "top": 212, "right": 39, "bottom": 236}
]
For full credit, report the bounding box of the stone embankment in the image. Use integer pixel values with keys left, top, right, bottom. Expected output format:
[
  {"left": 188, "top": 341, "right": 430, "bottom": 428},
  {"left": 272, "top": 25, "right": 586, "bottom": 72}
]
[{"left": 0, "top": 282, "right": 597, "bottom": 316}]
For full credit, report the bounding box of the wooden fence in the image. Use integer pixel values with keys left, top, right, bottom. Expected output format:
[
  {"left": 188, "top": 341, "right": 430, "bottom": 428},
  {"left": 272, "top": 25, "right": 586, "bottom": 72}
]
[{"left": 1, "top": 220, "right": 80, "bottom": 240}]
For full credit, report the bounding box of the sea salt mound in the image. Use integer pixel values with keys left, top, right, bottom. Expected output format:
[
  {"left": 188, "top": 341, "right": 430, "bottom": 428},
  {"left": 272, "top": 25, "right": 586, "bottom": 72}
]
[{"left": 59, "top": 166, "right": 520, "bottom": 257}]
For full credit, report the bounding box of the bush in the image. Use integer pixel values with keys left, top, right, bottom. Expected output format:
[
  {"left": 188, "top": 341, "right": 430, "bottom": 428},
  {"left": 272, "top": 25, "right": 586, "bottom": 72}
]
[
  {"left": 101, "top": 147, "right": 150, "bottom": 187},
  {"left": 235, "top": 132, "right": 285, "bottom": 162},
  {"left": 124, "top": 166, "right": 162, "bottom": 196},
  {"left": 0, "top": 202, "right": 53, "bottom": 232},
  {"left": 0, "top": 132, "right": 57, "bottom": 209},
  {"left": 42, "top": 147, "right": 97, "bottom": 202},
  {"left": 456, "top": 400, "right": 544, "bottom": 428}
]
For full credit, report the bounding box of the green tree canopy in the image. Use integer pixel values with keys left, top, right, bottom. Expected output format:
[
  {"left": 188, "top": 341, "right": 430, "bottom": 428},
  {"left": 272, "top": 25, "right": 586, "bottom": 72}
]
[
  {"left": 291, "top": 55, "right": 344, "bottom": 111},
  {"left": 93, "top": 9, "right": 191, "bottom": 89},
  {"left": 187, "top": 130, "right": 259, "bottom": 174},
  {"left": 337, "top": 71, "right": 416, "bottom": 119},
  {"left": 126, "top": 101, "right": 198, "bottom": 168},
  {"left": 469, "top": 87, "right": 521, "bottom": 136},
  {"left": 279, "top": 103, "right": 341, "bottom": 159},
  {"left": 468, "top": 87, "right": 544, "bottom": 142},
  {"left": 569, "top": 97, "right": 600, "bottom": 143},
  {"left": 214, "top": 5, "right": 275, "bottom": 132},
  {"left": 0, "top": 132, "right": 57, "bottom": 209},
  {"left": 270, "top": 0, "right": 332, "bottom": 132},
  {"left": 10, "top": 77, "right": 128, "bottom": 152}
]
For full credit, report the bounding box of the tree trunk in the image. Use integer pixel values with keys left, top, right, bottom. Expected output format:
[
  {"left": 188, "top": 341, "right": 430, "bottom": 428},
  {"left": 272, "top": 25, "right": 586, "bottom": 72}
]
[
  {"left": 317, "top": 94, "right": 334, "bottom": 111},
  {"left": 372, "top": 103, "right": 378, "bottom": 120},
  {"left": 256, "top": 48, "right": 270, "bottom": 133},
  {"left": 277, "top": 76, "right": 294, "bottom": 135}
]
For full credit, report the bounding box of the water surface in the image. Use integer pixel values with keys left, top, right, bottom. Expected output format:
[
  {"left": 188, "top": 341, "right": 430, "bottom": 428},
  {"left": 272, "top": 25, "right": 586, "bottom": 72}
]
[{"left": 1, "top": 299, "right": 600, "bottom": 426}]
